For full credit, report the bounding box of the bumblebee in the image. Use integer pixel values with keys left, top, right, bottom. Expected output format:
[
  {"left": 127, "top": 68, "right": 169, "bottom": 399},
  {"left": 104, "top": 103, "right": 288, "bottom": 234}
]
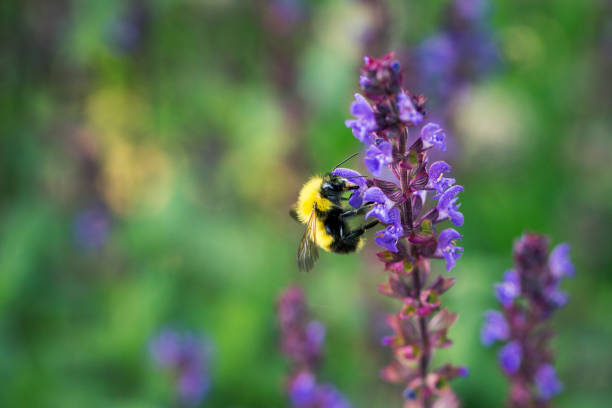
[{"left": 290, "top": 157, "right": 378, "bottom": 272}]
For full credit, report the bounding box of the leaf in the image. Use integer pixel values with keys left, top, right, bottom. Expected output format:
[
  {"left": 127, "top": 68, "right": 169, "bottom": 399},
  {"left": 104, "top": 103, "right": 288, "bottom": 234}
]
[
  {"left": 432, "top": 390, "right": 460, "bottom": 408},
  {"left": 374, "top": 178, "right": 403, "bottom": 202},
  {"left": 410, "top": 169, "right": 429, "bottom": 190},
  {"left": 428, "top": 276, "right": 456, "bottom": 295},
  {"left": 427, "top": 309, "right": 458, "bottom": 333},
  {"left": 407, "top": 150, "right": 419, "bottom": 167},
  {"left": 420, "top": 219, "right": 433, "bottom": 237}
]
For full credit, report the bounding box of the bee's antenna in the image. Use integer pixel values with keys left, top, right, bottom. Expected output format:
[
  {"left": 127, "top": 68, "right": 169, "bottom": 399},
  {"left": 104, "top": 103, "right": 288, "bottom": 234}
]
[{"left": 331, "top": 152, "right": 360, "bottom": 172}]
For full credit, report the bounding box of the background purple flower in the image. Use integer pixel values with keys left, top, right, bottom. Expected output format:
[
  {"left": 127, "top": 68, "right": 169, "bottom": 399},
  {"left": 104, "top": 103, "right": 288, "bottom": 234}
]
[
  {"left": 498, "top": 341, "right": 522, "bottom": 375},
  {"left": 74, "top": 206, "right": 110, "bottom": 250},
  {"left": 549, "top": 243, "right": 575, "bottom": 278},
  {"left": 481, "top": 310, "right": 509, "bottom": 346},
  {"left": 279, "top": 287, "right": 352, "bottom": 408},
  {"left": 494, "top": 269, "right": 520, "bottom": 307},
  {"left": 481, "top": 233, "right": 575, "bottom": 405},
  {"left": 150, "top": 329, "right": 211, "bottom": 406},
  {"left": 535, "top": 364, "right": 563, "bottom": 400}
]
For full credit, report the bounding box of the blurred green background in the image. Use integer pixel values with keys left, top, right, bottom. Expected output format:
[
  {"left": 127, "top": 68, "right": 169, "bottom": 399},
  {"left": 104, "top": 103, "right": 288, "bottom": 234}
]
[{"left": 1, "top": 0, "right": 611, "bottom": 406}]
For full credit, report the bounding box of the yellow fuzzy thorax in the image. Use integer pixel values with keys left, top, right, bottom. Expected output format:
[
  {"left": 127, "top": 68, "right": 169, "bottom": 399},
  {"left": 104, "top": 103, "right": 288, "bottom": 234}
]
[
  {"left": 296, "top": 176, "right": 335, "bottom": 252},
  {"left": 296, "top": 176, "right": 332, "bottom": 223}
]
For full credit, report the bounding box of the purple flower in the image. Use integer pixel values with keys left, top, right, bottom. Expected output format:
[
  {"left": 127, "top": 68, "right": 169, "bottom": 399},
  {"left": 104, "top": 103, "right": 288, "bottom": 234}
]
[
  {"left": 396, "top": 92, "right": 423, "bottom": 124},
  {"left": 359, "top": 75, "right": 371, "bottom": 89},
  {"left": 534, "top": 364, "right": 563, "bottom": 400},
  {"left": 316, "top": 384, "right": 352, "bottom": 408},
  {"left": 427, "top": 161, "right": 456, "bottom": 198},
  {"left": 494, "top": 269, "right": 521, "bottom": 307},
  {"left": 437, "top": 228, "right": 463, "bottom": 271},
  {"left": 364, "top": 141, "right": 393, "bottom": 176},
  {"left": 305, "top": 321, "right": 326, "bottom": 354},
  {"left": 289, "top": 371, "right": 352, "bottom": 408},
  {"left": 150, "top": 330, "right": 210, "bottom": 406},
  {"left": 454, "top": 0, "right": 489, "bottom": 21},
  {"left": 331, "top": 168, "right": 367, "bottom": 208},
  {"left": 498, "top": 341, "right": 522, "bottom": 375},
  {"left": 402, "top": 388, "right": 417, "bottom": 400},
  {"left": 178, "top": 366, "right": 209, "bottom": 405},
  {"left": 74, "top": 207, "right": 110, "bottom": 250},
  {"left": 481, "top": 310, "right": 509, "bottom": 346},
  {"left": 417, "top": 34, "right": 456, "bottom": 81},
  {"left": 545, "top": 286, "right": 569, "bottom": 308},
  {"left": 290, "top": 371, "right": 318, "bottom": 407},
  {"left": 375, "top": 224, "right": 404, "bottom": 253},
  {"left": 421, "top": 123, "right": 447, "bottom": 151},
  {"left": 150, "top": 329, "right": 182, "bottom": 367},
  {"left": 436, "top": 185, "right": 464, "bottom": 227},
  {"left": 345, "top": 93, "right": 377, "bottom": 145},
  {"left": 549, "top": 243, "right": 575, "bottom": 279},
  {"left": 364, "top": 187, "right": 401, "bottom": 227}
]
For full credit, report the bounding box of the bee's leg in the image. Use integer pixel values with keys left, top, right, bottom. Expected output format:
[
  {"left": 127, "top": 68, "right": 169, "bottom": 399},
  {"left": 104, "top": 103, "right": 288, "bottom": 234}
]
[
  {"left": 342, "top": 220, "right": 379, "bottom": 241},
  {"left": 340, "top": 203, "right": 375, "bottom": 219}
]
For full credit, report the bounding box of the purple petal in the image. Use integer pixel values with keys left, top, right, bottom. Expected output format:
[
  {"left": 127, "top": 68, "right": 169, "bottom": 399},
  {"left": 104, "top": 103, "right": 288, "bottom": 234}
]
[
  {"left": 290, "top": 371, "right": 318, "bottom": 407},
  {"left": 375, "top": 225, "right": 402, "bottom": 252},
  {"left": 437, "top": 228, "right": 463, "bottom": 272},
  {"left": 364, "top": 155, "right": 382, "bottom": 175},
  {"left": 498, "top": 341, "right": 522, "bottom": 375},
  {"left": 348, "top": 193, "right": 363, "bottom": 209},
  {"left": 481, "top": 310, "right": 509, "bottom": 346},
  {"left": 549, "top": 243, "right": 575, "bottom": 279},
  {"left": 428, "top": 161, "right": 451, "bottom": 181},
  {"left": 350, "top": 93, "right": 372, "bottom": 117},
  {"left": 366, "top": 205, "right": 391, "bottom": 224},
  {"left": 397, "top": 92, "right": 423, "bottom": 124},
  {"left": 421, "top": 122, "right": 447, "bottom": 151},
  {"left": 437, "top": 186, "right": 464, "bottom": 210},
  {"left": 494, "top": 269, "right": 521, "bottom": 307},
  {"left": 363, "top": 187, "right": 388, "bottom": 204},
  {"left": 150, "top": 330, "right": 181, "bottom": 367},
  {"left": 546, "top": 287, "right": 569, "bottom": 308},
  {"left": 535, "top": 364, "right": 563, "bottom": 400},
  {"left": 438, "top": 228, "right": 461, "bottom": 248},
  {"left": 331, "top": 168, "right": 366, "bottom": 188},
  {"left": 449, "top": 208, "right": 464, "bottom": 227}
]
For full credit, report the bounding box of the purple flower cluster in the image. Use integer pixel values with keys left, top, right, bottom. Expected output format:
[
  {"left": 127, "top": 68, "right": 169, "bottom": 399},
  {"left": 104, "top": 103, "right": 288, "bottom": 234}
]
[
  {"left": 278, "top": 287, "right": 351, "bottom": 408},
  {"left": 340, "top": 54, "right": 466, "bottom": 407},
  {"left": 150, "top": 329, "right": 211, "bottom": 406},
  {"left": 74, "top": 206, "right": 110, "bottom": 250},
  {"left": 481, "top": 233, "right": 574, "bottom": 405},
  {"left": 414, "top": 0, "right": 499, "bottom": 108}
]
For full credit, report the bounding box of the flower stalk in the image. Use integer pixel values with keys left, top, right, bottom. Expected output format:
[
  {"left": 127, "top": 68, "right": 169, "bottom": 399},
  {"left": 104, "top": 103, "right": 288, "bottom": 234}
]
[
  {"left": 278, "top": 286, "right": 352, "bottom": 408},
  {"left": 338, "top": 53, "right": 467, "bottom": 407},
  {"left": 481, "top": 233, "right": 575, "bottom": 407}
]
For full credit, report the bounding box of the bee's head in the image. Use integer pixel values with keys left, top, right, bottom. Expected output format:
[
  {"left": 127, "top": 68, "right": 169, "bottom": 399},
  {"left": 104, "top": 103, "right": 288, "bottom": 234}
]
[{"left": 321, "top": 174, "right": 358, "bottom": 201}]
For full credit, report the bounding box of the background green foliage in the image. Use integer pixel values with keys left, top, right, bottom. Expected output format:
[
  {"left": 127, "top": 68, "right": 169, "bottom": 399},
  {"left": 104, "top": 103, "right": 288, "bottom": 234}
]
[{"left": 1, "top": 0, "right": 611, "bottom": 406}]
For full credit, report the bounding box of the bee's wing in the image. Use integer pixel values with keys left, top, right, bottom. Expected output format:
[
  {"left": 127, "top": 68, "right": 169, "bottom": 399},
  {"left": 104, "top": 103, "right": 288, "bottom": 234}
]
[{"left": 297, "top": 206, "right": 319, "bottom": 272}]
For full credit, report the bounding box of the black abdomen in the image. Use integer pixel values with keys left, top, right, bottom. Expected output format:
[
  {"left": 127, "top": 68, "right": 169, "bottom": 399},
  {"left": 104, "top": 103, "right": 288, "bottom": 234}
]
[{"left": 320, "top": 207, "right": 362, "bottom": 254}]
